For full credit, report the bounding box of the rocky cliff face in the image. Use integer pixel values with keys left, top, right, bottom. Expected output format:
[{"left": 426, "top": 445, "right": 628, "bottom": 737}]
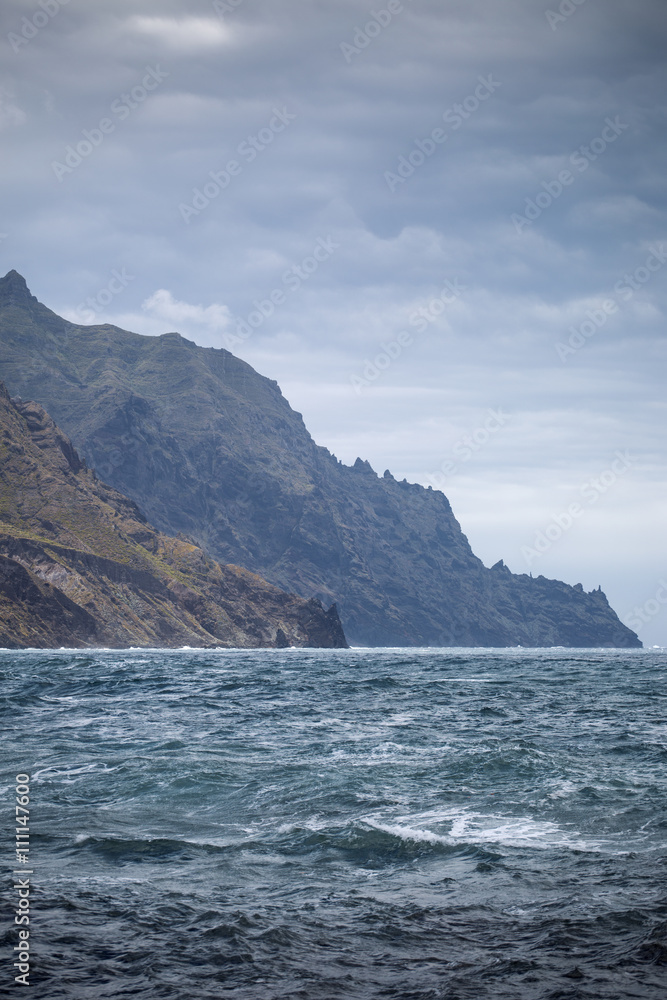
[
  {"left": 0, "top": 381, "right": 347, "bottom": 649},
  {"left": 0, "top": 270, "right": 640, "bottom": 647}
]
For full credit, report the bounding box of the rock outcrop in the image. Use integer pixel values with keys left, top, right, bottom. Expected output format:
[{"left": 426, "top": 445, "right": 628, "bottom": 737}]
[
  {"left": 0, "top": 270, "right": 640, "bottom": 647},
  {"left": 0, "top": 381, "right": 347, "bottom": 649}
]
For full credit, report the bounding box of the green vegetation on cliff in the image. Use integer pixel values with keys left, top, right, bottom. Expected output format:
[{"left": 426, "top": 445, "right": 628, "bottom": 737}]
[{"left": 0, "top": 380, "right": 347, "bottom": 649}]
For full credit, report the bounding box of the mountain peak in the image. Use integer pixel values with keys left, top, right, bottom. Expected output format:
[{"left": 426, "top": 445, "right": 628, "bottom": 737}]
[
  {"left": 0, "top": 270, "right": 36, "bottom": 308},
  {"left": 353, "top": 457, "right": 376, "bottom": 475}
]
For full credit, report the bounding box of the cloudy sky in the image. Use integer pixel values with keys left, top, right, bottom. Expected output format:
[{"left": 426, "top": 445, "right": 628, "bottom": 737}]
[{"left": 2, "top": 0, "right": 666, "bottom": 644}]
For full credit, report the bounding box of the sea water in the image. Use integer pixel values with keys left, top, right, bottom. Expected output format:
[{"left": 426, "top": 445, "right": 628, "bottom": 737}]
[{"left": 1, "top": 647, "right": 666, "bottom": 999}]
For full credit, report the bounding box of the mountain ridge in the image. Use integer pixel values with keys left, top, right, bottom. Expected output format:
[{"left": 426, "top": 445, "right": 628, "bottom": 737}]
[{"left": 0, "top": 270, "right": 640, "bottom": 647}]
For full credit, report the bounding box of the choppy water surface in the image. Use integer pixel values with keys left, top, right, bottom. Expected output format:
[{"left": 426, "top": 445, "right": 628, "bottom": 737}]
[{"left": 2, "top": 647, "right": 666, "bottom": 999}]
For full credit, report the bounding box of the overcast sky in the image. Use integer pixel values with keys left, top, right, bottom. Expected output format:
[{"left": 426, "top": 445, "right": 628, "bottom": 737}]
[{"left": 2, "top": 0, "right": 666, "bottom": 644}]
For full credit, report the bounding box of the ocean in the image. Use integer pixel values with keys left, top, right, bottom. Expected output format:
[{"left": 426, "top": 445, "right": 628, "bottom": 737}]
[{"left": 2, "top": 647, "right": 666, "bottom": 999}]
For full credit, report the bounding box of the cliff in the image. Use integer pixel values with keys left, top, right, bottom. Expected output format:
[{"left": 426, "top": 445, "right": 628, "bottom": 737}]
[
  {"left": 0, "top": 381, "right": 347, "bottom": 649},
  {"left": 0, "top": 270, "right": 640, "bottom": 647}
]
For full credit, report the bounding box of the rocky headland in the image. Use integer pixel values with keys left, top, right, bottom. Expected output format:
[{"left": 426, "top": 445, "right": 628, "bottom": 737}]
[{"left": 0, "top": 270, "right": 640, "bottom": 648}]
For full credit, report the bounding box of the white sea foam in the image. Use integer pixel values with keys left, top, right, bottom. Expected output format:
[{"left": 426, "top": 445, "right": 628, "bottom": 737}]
[
  {"left": 362, "top": 806, "right": 604, "bottom": 852},
  {"left": 364, "top": 819, "right": 451, "bottom": 845},
  {"left": 32, "top": 761, "right": 116, "bottom": 781},
  {"left": 446, "top": 677, "right": 496, "bottom": 682},
  {"left": 276, "top": 815, "right": 331, "bottom": 835},
  {"left": 545, "top": 779, "right": 579, "bottom": 800}
]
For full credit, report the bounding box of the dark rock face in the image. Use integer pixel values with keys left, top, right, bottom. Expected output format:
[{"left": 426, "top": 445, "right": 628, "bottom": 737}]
[
  {"left": 0, "top": 380, "right": 347, "bottom": 649},
  {"left": 0, "top": 270, "right": 641, "bottom": 648},
  {"left": 0, "top": 553, "right": 100, "bottom": 648}
]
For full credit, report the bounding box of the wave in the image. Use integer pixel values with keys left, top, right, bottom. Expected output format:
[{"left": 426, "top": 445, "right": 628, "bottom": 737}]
[
  {"left": 269, "top": 805, "right": 604, "bottom": 861},
  {"left": 362, "top": 807, "right": 605, "bottom": 853}
]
